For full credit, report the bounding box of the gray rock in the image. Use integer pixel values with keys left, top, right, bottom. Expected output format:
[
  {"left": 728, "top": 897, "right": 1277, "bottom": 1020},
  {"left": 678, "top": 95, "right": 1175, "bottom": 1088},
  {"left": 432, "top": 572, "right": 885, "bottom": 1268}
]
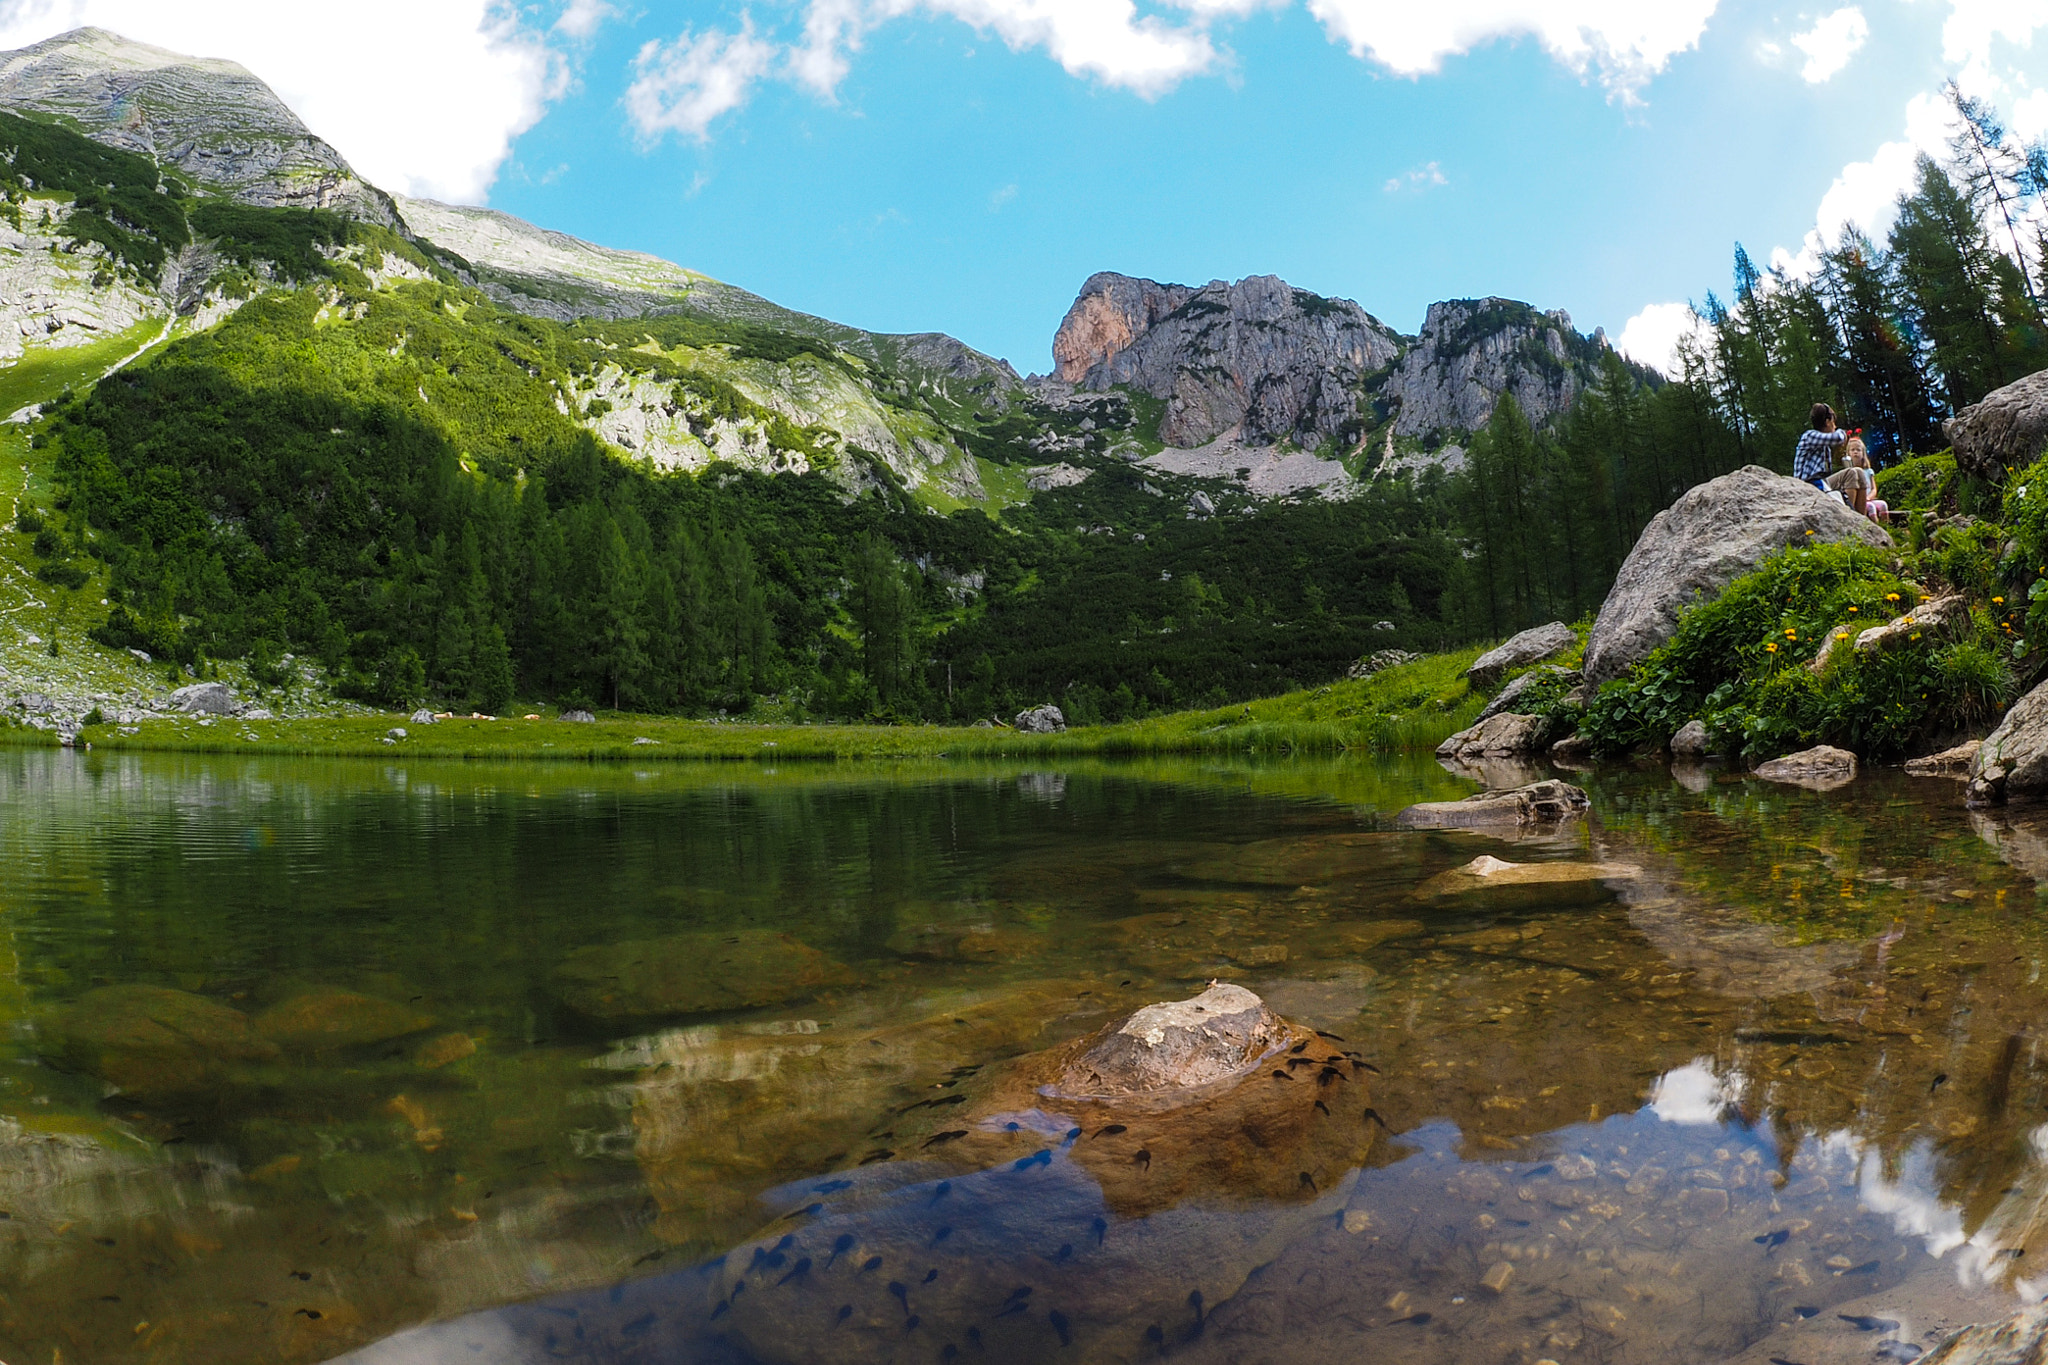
[
  {"left": 1347, "top": 648, "right": 1418, "bottom": 681},
  {"left": 1054, "top": 983, "right": 1287, "bottom": 1098},
  {"left": 125, "top": 648, "right": 151, "bottom": 664},
  {"left": 559, "top": 709, "right": 596, "bottom": 723},
  {"left": 1945, "top": 367, "right": 2048, "bottom": 484},
  {"left": 1583, "top": 466, "right": 1893, "bottom": 688},
  {"left": 970, "top": 718, "right": 994, "bottom": 728},
  {"left": 1669, "top": 719, "right": 1711, "bottom": 757},
  {"left": 1395, "top": 779, "right": 1590, "bottom": 829},
  {"left": 1921, "top": 1302, "right": 2048, "bottom": 1364},
  {"left": 1014, "top": 704, "right": 1066, "bottom": 734},
  {"left": 241, "top": 708, "right": 272, "bottom": 721},
  {"left": 1385, "top": 299, "right": 1601, "bottom": 440},
  {"left": 409, "top": 708, "right": 437, "bottom": 725},
  {"left": 1753, "top": 745, "right": 1858, "bottom": 790},
  {"left": 1550, "top": 733, "right": 1594, "bottom": 762},
  {"left": 1188, "top": 491, "right": 1216, "bottom": 516},
  {"left": 1436, "top": 712, "right": 1555, "bottom": 759},
  {"left": 1476, "top": 664, "right": 1579, "bottom": 721},
  {"left": 1906, "top": 739, "right": 1981, "bottom": 777},
  {"left": 166, "top": 682, "right": 238, "bottom": 715},
  {"left": 1812, "top": 592, "right": 1971, "bottom": 672},
  {"left": 386, "top": 727, "right": 407, "bottom": 740},
  {"left": 1972, "top": 677, "right": 2048, "bottom": 803},
  {"left": 1469, "top": 622, "right": 1576, "bottom": 687}
]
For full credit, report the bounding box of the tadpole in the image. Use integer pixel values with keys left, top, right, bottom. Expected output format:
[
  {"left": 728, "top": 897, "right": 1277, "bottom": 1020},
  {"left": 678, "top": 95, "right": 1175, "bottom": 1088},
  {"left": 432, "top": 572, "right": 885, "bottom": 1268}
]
[
  {"left": 776, "top": 1257, "right": 812, "bottom": 1286},
  {"left": 1134, "top": 1150, "right": 1151, "bottom": 1171},
  {"left": 1362, "top": 1107, "right": 1389, "bottom": 1129},
  {"left": 1754, "top": 1229, "right": 1789, "bottom": 1248},
  {"left": 888, "top": 1281, "right": 910, "bottom": 1313},
  {"left": 1050, "top": 1309, "right": 1071, "bottom": 1345},
  {"left": 834, "top": 1305, "right": 852, "bottom": 1325},
  {"left": 924, "top": 1269, "right": 939, "bottom": 1284},
  {"left": 826, "top": 1233, "right": 856, "bottom": 1267},
  {"left": 921, "top": 1131, "right": 969, "bottom": 1149},
  {"left": 1314, "top": 1100, "right": 1330, "bottom": 1116},
  {"left": 1096, "top": 1125, "right": 1128, "bottom": 1138},
  {"left": 858, "top": 1257, "right": 883, "bottom": 1274},
  {"left": 1299, "top": 1172, "right": 1317, "bottom": 1192}
]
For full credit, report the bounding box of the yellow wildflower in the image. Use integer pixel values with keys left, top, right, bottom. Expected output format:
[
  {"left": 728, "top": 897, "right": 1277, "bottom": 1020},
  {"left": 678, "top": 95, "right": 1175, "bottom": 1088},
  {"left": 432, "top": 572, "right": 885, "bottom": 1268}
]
[
  {"left": 1765, "top": 643, "right": 1779, "bottom": 653},
  {"left": 1836, "top": 632, "right": 1849, "bottom": 640},
  {"left": 1886, "top": 593, "right": 1901, "bottom": 601},
  {"left": 1784, "top": 628, "right": 1798, "bottom": 637}
]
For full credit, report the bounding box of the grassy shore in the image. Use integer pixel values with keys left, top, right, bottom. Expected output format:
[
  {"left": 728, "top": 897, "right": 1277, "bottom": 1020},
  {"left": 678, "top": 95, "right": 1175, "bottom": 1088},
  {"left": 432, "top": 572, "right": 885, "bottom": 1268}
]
[{"left": 22, "top": 646, "right": 1496, "bottom": 763}]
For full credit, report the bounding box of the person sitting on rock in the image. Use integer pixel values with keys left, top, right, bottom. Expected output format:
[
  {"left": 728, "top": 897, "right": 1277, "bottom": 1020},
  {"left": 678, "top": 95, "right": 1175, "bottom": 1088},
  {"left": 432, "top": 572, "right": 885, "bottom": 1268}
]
[
  {"left": 1792, "top": 402, "right": 1848, "bottom": 492},
  {"left": 1826, "top": 437, "right": 1887, "bottom": 521}
]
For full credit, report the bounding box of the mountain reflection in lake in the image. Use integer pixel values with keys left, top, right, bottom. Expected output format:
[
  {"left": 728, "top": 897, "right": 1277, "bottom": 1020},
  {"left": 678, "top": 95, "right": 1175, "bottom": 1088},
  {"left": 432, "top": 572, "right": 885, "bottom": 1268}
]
[{"left": 4, "top": 750, "right": 2048, "bottom": 1364}]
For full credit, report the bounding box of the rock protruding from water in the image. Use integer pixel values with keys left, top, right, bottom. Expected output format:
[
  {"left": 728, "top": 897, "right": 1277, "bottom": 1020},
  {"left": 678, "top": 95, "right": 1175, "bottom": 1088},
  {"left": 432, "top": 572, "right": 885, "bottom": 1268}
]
[
  {"left": 1396, "top": 779, "right": 1589, "bottom": 829},
  {"left": 1907, "top": 740, "right": 1981, "bottom": 777},
  {"left": 1945, "top": 367, "right": 2048, "bottom": 484},
  {"left": 1015, "top": 704, "right": 1066, "bottom": 734},
  {"left": 1583, "top": 466, "right": 1893, "bottom": 688},
  {"left": 1971, "top": 677, "right": 2048, "bottom": 804},
  {"left": 1477, "top": 665, "right": 1579, "bottom": 722},
  {"left": 1056, "top": 983, "right": 1286, "bottom": 1099},
  {"left": 1753, "top": 745, "right": 1858, "bottom": 790},
  {"left": 45, "top": 984, "right": 279, "bottom": 1096},
  {"left": 1669, "top": 719, "right": 1711, "bottom": 757},
  {"left": 1921, "top": 1303, "right": 2048, "bottom": 1364},
  {"left": 1468, "top": 622, "right": 1574, "bottom": 687},
  {"left": 167, "top": 681, "right": 239, "bottom": 715},
  {"left": 1415, "top": 854, "right": 1639, "bottom": 899},
  {"left": 1437, "top": 712, "right": 1553, "bottom": 759},
  {"left": 554, "top": 929, "right": 853, "bottom": 1019}
]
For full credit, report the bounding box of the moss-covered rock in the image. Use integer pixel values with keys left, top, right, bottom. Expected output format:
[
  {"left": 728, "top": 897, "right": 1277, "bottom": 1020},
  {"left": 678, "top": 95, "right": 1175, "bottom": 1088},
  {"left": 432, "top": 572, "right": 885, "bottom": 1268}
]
[
  {"left": 554, "top": 929, "right": 854, "bottom": 1020},
  {"left": 44, "top": 984, "right": 277, "bottom": 1096}
]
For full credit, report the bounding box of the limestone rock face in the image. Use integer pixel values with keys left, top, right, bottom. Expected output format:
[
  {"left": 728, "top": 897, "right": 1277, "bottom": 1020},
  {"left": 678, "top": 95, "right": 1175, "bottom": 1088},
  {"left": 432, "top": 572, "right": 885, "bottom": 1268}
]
[
  {"left": 45, "top": 984, "right": 278, "bottom": 1096},
  {"left": 1971, "top": 677, "right": 2048, "bottom": 803},
  {"left": 1907, "top": 739, "right": 1981, "bottom": 777},
  {"left": 1468, "top": 621, "right": 1576, "bottom": 687},
  {"left": 1477, "top": 665, "right": 1580, "bottom": 722},
  {"left": 1669, "top": 719, "right": 1711, "bottom": 757},
  {"left": 1395, "top": 779, "right": 1590, "bottom": 829},
  {"left": 1014, "top": 704, "right": 1066, "bottom": 734},
  {"left": 166, "top": 681, "right": 238, "bottom": 715},
  {"left": 1437, "top": 712, "right": 1555, "bottom": 759},
  {"left": 1056, "top": 983, "right": 1287, "bottom": 1098},
  {"left": 0, "top": 28, "right": 397, "bottom": 225},
  {"left": 1386, "top": 299, "right": 1600, "bottom": 439},
  {"left": 1945, "top": 368, "right": 2048, "bottom": 483},
  {"left": 1753, "top": 745, "right": 1858, "bottom": 790},
  {"left": 1584, "top": 466, "right": 1894, "bottom": 687},
  {"left": 1049, "top": 271, "right": 1400, "bottom": 449}
]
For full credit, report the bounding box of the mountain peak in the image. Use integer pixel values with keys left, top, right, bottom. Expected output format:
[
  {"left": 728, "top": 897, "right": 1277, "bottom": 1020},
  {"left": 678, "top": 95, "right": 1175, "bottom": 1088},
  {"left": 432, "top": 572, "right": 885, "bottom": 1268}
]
[{"left": 0, "top": 25, "right": 396, "bottom": 225}]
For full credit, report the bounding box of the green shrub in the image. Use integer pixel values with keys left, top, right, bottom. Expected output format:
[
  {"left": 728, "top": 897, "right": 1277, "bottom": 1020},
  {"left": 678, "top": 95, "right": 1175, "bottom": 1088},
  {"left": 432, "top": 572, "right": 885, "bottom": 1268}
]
[
  {"left": 34, "top": 560, "right": 87, "bottom": 589},
  {"left": 1875, "top": 452, "right": 1957, "bottom": 515},
  {"left": 14, "top": 505, "right": 43, "bottom": 534}
]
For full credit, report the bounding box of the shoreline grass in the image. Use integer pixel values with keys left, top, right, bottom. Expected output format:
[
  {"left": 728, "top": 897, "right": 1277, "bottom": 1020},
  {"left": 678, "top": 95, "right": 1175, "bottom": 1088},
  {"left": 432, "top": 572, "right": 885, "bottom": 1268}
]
[{"left": 14, "top": 646, "right": 1494, "bottom": 764}]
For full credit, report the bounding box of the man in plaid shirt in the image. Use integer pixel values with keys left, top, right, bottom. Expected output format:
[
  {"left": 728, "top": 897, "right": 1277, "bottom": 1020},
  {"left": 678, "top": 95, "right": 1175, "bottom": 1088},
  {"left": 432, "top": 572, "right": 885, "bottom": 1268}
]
[{"left": 1793, "top": 403, "right": 1847, "bottom": 488}]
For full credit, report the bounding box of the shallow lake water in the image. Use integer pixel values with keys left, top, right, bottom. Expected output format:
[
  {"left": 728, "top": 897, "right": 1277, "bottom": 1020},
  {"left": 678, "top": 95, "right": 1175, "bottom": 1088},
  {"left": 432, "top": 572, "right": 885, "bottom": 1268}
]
[{"left": 6, "top": 749, "right": 2048, "bottom": 1364}]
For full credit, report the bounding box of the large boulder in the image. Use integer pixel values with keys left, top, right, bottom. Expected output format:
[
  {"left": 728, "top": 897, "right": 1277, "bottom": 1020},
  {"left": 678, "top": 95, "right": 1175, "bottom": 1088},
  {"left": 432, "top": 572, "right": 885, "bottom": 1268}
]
[
  {"left": 1014, "top": 704, "right": 1066, "bottom": 734},
  {"left": 1436, "top": 712, "right": 1554, "bottom": 759},
  {"left": 1945, "top": 367, "right": 2048, "bottom": 483},
  {"left": 253, "top": 989, "right": 434, "bottom": 1051},
  {"left": 1752, "top": 744, "right": 1857, "bottom": 791},
  {"left": 1054, "top": 983, "right": 1286, "bottom": 1097},
  {"left": 1467, "top": 621, "right": 1575, "bottom": 687},
  {"left": 166, "top": 681, "right": 239, "bottom": 715},
  {"left": 1669, "top": 719, "right": 1711, "bottom": 757},
  {"left": 1971, "top": 676, "right": 2048, "bottom": 804},
  {"left": 1395, "top": 779, "right": 1589, "bottom": 829},
  {"left": 1907, "top": 739, "right": 1981, "bottom": 777},
  {"left": 44, "top": 984, "right": 279, "bottom": 1096},
  {"left": 1476, "top": 665, "right": 1580, "bottom": 722},
  {"left": 1583, "top": 466, "right": 1893, "bottom": 688}
]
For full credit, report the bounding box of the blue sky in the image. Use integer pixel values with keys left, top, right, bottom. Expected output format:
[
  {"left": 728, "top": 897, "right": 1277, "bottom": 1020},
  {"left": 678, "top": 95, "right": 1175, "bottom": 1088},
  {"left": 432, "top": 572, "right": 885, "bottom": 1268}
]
[{"left": 5, "top": 0, "right": 2047, "bottom": 373}]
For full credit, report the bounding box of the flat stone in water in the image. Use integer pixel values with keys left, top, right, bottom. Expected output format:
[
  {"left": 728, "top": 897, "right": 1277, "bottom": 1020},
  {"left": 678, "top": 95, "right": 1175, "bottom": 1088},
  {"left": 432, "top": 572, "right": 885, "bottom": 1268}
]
[
  {"left": 554, "top": 929, "right": 855, "bottom": 1019},
  {"left": 45, "top": 984, "right": 279, "bottom": 1097},
  {"left": 1415, "top": 854, "right": 1640, "bottom": 899},
  {"left": 1056, "top": 983, "right": 1286, "bottom": 1098},
  {"left": 254, "top": 990, "right": 435, "bottom": 1050},
  {"left": 1753, "top": 745, "right": 1858, "bottom": 791},
  {"left": 1396, "top": 780, "right": 1590, "bottom": 829}
]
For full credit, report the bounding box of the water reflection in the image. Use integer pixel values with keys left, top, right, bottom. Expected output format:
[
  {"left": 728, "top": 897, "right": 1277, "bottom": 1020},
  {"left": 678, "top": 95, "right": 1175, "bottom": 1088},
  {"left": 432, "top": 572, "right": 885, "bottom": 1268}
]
[{"left": 0, "top": 749, "right": 2046, "bottom": 1362}]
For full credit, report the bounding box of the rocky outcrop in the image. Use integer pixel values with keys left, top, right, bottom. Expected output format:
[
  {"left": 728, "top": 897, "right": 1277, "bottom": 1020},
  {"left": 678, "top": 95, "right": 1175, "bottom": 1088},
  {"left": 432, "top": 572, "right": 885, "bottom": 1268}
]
[
  {"left": 1813, "top": 593, "right": 1971, "bottom": 672},
  {"left": 1920, "top": 1304, "right": 2048, "bottom": 1364},
  {"left": 0, "top": 28, "right": 398, "bottom": 225},
  {"left": 1583, "top": 466, "right": 1894, "bottom": 688},
  {"left": 1468, "top": 621, "right": 1575, "bottom": 687},
  {"left": 1477, "top": 665, "right": 1579, "bottom": 721},
  {"left": 1669, "top": 719, "right": 1711, "bottom": 757},
  {"left": 1971, "top": 677, "right": 2048, "bottom": 804},
  {"left": 1945, "top": 367, "right": 2048, "bottom": 484},
  {"left": 1907, "top": 739, "right": 1980, "bottom": 777},
  {"left": 1048, "top": 271, "right": 1400, "bottom": 449},
  {"left": 1348, "top": 648, "right": 1418, "bottom": 681},
  {"left": 1436, "top": 712, "right": 1555, "bottom": 760},
  {"left": 1752, "top": 745, "right": 1857, "bottom": 790},
  {"left": 1014, "top": 704, "right": 1066, "bottom": 734},
  {"left": 1054, "top": 983, "right": 1287, "bottom": 1097},
  {"left": 1395, "top": 779, "right": 1590, "bottom": 829},
  {"left": 1386, "top": 298, "right": 1606, "bottom": 439}
]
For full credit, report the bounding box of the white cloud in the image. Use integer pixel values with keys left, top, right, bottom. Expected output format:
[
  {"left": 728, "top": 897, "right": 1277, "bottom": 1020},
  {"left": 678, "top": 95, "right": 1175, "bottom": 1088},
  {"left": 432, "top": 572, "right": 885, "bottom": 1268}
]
[
  {"left": 0, "top": 0, "right": 560, "bottom": 203},
  {"left": 1790, "top": 7, "right": 1866, "bottom": 84},
  {"left": 1616, "top": 301, "right": 1705, "bottom": 376},
  {"left": 624, "top": 23, "right": 778, "bottom": 144},
  {"left": 1303, "top": 0, "right": 1720, "bottom": 100},
  {"left": 891, "top": 0, "right": 1219, "bottom": 97},
  {"left": 988, "top": 182, "right": 1018, "bottom": 210},
  {"left": 1383, "top": 160, "right": 1448, "bottom": 192},
  {"left": 1942, "top": 0, "right": 2048, "bottom": 87},
  {"left": 1648, "top": 1058, "right": 1741, "bottom": 1125},
  {"left": 555, "top": 0, "right": 614, "bottom": 41},
  {"left": 1771, "top": 90, "right": 1949, "bottom": 278}
]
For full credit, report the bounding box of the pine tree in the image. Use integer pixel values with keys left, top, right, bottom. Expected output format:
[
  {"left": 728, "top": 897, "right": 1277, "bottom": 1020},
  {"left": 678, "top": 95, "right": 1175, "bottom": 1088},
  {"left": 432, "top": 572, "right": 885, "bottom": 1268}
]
[{"left": 1891, "top": 154, "right": 2020, "bottom": 407}]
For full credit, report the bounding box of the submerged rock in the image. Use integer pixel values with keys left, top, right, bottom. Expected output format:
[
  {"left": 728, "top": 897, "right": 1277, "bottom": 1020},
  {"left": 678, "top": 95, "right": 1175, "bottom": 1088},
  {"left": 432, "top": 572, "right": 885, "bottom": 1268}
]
[
  {"left": 1477, "top": 665, "right": 1579, "bottom": 723},
  {"left": 253, "top": 990, "right": 434, "bottom": 1050},
  {"left": 1467, "top": 622, "right": 1575, "bottom": 687},
  {"left": 1014, "top": 704, "right": 1066, "bottom": 734},
  {"left": 44, "top": 984, "right": 278, "bottom": 1096},
  {"left": 1055, "top": 983, "right": 1286, "bottom": 1097},
  {"left": 1907, "top": 740, "right": 1981, "bottom": 778},
  {"left": 1414, "top": 854, "right": 1640, "bottom": 899},
  {"left": 1972, "top": 677, "right": 2048, "bottom": 804},
  {"left": 1945, "top": 366, "right": 2048, "bottom": 484},
  {"left": 1437, "top": 712, "right": 1554, "bottom": 759},
  {"left": 1753, "top": 745, "right": 1858, "bottom": 790},
  {"left": 554, "top": 929, "right": 854, "bottom": 1019},
  {"left": 1395, "top": 780, "right": 1590, "bottom": 829},
  {"left": 1583, "top": 466, "right": 1892, "bottom": 688}
]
